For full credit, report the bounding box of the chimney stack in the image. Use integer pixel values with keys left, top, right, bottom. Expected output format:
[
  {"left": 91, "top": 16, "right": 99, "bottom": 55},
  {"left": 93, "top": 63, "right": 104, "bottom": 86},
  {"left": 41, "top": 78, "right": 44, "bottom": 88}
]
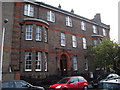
[{"left": 92, "top": 13, "right": 101, "bottom": 23}]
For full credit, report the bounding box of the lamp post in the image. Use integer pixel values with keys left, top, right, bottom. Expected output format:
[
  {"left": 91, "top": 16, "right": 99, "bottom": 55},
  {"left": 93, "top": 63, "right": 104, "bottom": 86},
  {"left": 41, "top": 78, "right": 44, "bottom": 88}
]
[{"left": 0, "top": 19, "right": 8, "bottom": 89}]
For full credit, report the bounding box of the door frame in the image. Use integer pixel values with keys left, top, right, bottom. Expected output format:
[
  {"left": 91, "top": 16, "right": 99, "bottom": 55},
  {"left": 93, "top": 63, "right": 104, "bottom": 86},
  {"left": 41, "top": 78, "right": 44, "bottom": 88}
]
[{"left": 58, "top": 51, "right": 70, "bottom": 71}]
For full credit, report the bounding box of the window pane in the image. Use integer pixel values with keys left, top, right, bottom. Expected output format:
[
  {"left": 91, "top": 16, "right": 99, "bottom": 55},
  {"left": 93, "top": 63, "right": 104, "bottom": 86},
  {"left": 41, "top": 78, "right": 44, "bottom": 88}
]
[
  {"left": 44, "top": 28, "right": 48, "bottom": 42},
  {"left": 52, "top": 12, "right": 55, "bottom": 22},
  {"left": 47, "top": 11, "right": 50, "bottom": 21},
  {"left": 69, "top": 17, "right": 72, "bottom": 26},
  {"left": 24, "top": 4, "right": 28, "bottom": 15},
  {"left": 35, "top": 52, "right": 42, "bottom": 71},
  {"left": 44, "top": 53, "right": 48, "bottom": 71},
  {"left": 66, "top": 16, "right": 68, "bottom": 26},
  {"left": 36, "top": 26, "right": 42, "bottom": 41},
  {"left": 85, "top": 57, "right": 88, "bottom": 70}
]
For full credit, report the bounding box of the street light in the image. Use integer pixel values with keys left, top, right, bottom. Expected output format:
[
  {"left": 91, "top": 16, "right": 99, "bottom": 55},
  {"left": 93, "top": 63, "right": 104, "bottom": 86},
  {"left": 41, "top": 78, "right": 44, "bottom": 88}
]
[{"left": 0, "top": 18, "right": 8, "bottom": 89}]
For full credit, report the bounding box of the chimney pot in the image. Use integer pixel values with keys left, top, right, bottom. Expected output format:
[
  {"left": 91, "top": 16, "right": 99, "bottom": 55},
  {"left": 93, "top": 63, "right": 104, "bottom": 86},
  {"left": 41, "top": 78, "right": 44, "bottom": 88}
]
[
  {"left": 58, "top": 4, "right": 61, "bottom": 9},
  {"left": 71, "top": 9, "right": 74, "bottom": 13}
]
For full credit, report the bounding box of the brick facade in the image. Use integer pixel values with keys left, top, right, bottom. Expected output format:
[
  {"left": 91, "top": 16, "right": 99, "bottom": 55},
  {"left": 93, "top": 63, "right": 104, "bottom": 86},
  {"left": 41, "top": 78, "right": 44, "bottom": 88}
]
[{"left": 2, "top": 1, "right": 110, "bottom": 80}]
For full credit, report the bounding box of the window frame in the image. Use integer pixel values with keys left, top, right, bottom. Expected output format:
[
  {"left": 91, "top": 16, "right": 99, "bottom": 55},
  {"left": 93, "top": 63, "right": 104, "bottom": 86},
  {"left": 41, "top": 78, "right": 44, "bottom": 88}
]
[
  {"left": 44, "top": 27, "right": 48, "bottom": 43},
  {"left": 82, "top": 37, "right": 87, "bottom": 49},
  {"left": 85, "top": 57, "right": 88, "bottom": 71},
  {"left": 103, "top": 28, "right": 107, "bottom": 36},
  {"left": 35, "top": 52, "right": 42, "bottom": 71},
  {"left": 25, "top": 51, "right": 32, "bottom": 71},
  {"left": 36, "top": 25, "right": 42, "bottom": 41},
  {"left": 72, "top": 35, "right": 77, "bottom": 48},
  {"left": 26, "top": 25, "right": 33, "bottom": 40},
  {"left": 92, "top": 25, "right": 97, "bottom": 34},
  {"left": 61, "top": 33, "right": 66, "bottom": 46},
  {"left": 66, "top": 16, "right": 72, "bottom": 27},
  {"left": 24, "top": 4, "right": 34, "bottom": 17},
  {"left": 81, "top": 21, "right": 86, "bottom": 31},
  {"left": 73, "top": 56, "right": 78, "bottom": 71},
  {"left": 44, "top": 52, "right": 48, "bottom": 72},
  {"left": 47, "top": 10, "right": 55, "bottom": 22}
]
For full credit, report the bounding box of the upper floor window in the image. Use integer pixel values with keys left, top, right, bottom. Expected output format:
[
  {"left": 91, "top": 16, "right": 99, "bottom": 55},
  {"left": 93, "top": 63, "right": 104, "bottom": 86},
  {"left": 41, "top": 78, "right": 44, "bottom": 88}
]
[
  {"left": 72, "top": 35, "right": 77, "bottom": 48},
  {"left": 44, "top": 27, "right": 48, "bottom": 43},
  {"left": 82, "top": 37, "right": 87, "bottom": 49},
  {"left": 66, "top": 16, "right": 72, "bottom": 27},
  {"left": 36, "top": 26, "right": 42, "bottom": 41},
  {"left": 26, "top": 25, "right": 33, "bottom": 40},
  {"left": 103, "top": 29, "right": 107, "bottom": 36},
  {"left": 73, "top": 56, "right": 78, "bottom": 71},
  {"left": 25, "top": 51, "right": 32, "bottom": 71},
  {"left": 35, "top": 52, "right": 42, "bottom": 71},
  {"left": 81, "top": 21, "right": 86, "bottom": 31},
  {"left": 92, "top": 25, "right": 97, "bottom": 34},
  {"left": 24, "top": 4, "right": 34, "bottom": 17},
  {"left": 47, "top": 11, "right": 55, "bottom": 22},
  {"left": 61, "top": 33, "right": 66, "bottom": 46}
]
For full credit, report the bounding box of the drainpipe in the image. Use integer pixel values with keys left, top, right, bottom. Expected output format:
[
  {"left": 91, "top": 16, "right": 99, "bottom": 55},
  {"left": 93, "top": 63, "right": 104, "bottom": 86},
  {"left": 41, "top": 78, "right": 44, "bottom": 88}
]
[{"left": 0, "top": 19, "right": 8, "bottom": 89}]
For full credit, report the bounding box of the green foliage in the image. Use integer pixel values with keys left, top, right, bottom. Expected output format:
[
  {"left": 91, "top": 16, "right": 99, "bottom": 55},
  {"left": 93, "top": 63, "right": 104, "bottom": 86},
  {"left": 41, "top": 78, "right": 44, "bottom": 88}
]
[{"left": 88, "top": 38, "right": 119, "bottom": 71}]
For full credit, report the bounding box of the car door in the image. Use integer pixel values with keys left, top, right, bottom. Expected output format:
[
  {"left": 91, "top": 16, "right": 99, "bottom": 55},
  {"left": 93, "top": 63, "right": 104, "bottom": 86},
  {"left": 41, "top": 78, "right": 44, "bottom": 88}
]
[
  {"left": 67, "top": 78, "right": 79, "bottom": 90},
  {"left": 15, "top": 81, "right": 33, "bottom": 90},
  {"left": 78, "top": 77, "right": 86, "bottom": 89},
  {"left": 2, "top": 81, "right": 15, "bottom": 90}
]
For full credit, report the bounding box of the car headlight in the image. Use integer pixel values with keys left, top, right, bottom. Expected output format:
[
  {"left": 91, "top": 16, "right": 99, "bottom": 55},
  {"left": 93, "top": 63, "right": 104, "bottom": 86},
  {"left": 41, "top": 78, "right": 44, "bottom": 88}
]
[{"left": 56, "top": 85, "right": 62, "bottom": 89}]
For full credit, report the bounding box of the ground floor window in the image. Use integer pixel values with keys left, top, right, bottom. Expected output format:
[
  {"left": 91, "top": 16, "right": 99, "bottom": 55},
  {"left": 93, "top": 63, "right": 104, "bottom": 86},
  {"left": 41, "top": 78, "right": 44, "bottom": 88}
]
[
  {"left": 44, "top": 52, "right": 48, "bottom": 71},
  {"left": 35, "top": 52, "right": 42, "bottom": 71},
  {"left": 85, "top": 56, "right": 88, "bottom": 71},
  {"left": 73, "top": 56, "right": 78, "bottom": 71},
  {"left": 25, "top": 51, "right": 32, "bottom": 71}
]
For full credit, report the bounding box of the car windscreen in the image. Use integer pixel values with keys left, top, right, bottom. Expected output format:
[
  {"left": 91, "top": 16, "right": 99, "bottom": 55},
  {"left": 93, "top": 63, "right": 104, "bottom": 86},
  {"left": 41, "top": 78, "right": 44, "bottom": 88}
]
[
  {"left": 57, "top": 78, "right": 70, "bottom": 84},
  {"left": 98, "top": 82, "right": 120, "bottom": 90}
]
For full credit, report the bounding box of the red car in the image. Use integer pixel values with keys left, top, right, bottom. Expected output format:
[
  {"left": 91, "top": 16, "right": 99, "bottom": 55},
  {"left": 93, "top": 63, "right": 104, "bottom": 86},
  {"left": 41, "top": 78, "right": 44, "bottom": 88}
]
[{"left": 49, "top": 76, "right": 88, "bottom": 90}]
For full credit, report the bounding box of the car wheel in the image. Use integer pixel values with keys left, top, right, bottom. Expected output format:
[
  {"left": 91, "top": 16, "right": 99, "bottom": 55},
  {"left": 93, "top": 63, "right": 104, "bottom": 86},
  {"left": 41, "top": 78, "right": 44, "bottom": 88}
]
[
  {"left": 62, "top": 88, "right": 68, "bottom": 90},
  {"left": 83, "top": 86, "right": 88, "bottom": 90}
]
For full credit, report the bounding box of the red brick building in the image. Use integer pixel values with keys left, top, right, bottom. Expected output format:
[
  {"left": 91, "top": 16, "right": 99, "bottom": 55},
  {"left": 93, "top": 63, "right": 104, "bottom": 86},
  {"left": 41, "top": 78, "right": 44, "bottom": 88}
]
[{"left": 2, "top": 1, "right": 110, "bottom": 81}]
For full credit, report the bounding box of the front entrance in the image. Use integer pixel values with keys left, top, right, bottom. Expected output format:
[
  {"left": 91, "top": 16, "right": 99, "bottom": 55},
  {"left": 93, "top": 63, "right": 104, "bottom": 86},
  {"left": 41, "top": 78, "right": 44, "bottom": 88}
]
[{"left": 60, "top": 54, "right": 67, "bottom": 76}]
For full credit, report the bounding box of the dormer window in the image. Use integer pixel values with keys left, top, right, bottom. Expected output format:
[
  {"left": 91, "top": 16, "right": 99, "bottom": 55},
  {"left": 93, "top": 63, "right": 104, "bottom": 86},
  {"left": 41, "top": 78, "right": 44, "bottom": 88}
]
[{"left": 24, "top": 4, "right": 34, "bottom": 17}]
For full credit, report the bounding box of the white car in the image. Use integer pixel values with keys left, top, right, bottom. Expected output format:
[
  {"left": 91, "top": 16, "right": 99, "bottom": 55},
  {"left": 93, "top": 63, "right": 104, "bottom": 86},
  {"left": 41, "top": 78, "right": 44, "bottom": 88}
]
[
  {"left": 99, "top": 73, "right": 119, "bottom": 83},
  {"left": 98, "top": 76, "right": 120, "bottom": 90}
]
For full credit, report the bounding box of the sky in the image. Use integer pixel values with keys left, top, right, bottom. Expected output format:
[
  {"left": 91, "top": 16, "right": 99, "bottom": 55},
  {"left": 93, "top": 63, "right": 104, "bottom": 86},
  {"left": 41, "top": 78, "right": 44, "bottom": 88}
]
[{"left": 36, "top": 0, "right": 119, "bottom": 42}]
